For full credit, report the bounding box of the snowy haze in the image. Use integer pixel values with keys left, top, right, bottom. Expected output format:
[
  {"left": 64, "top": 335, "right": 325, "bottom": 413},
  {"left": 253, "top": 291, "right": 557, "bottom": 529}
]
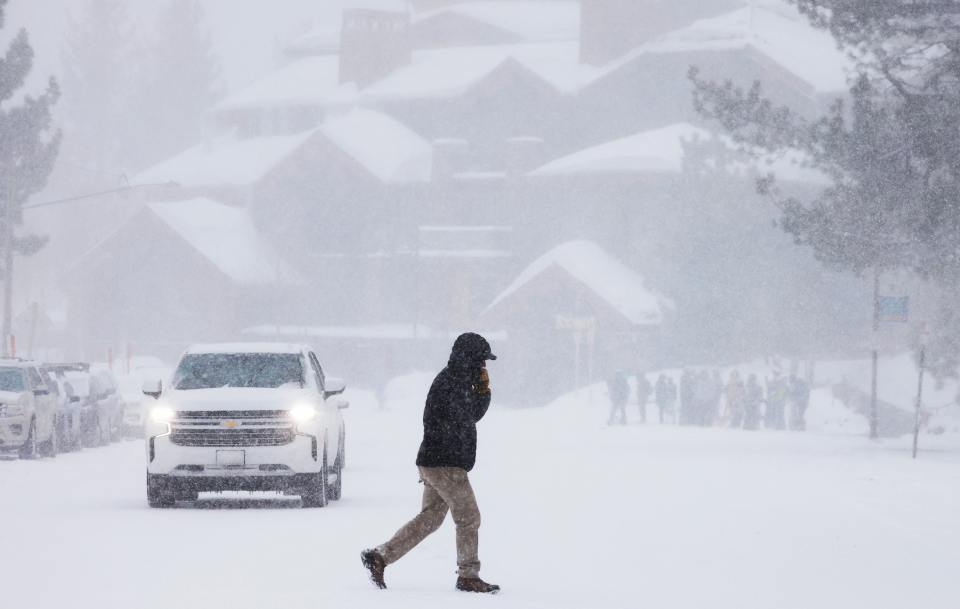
[{"left": 1, "top": 1, "right": 959, "bottom": 607}]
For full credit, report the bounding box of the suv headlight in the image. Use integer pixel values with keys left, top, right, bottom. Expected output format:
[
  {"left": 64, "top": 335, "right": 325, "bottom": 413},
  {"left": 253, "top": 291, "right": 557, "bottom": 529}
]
[
  {"left": 149, "top": 406, "right": 177, "bottom": 422},
  {"left": 0, "top": 403, "right": 25, "bottom": 418},
  {"left": 289, "top": 404, "right": 317, "bottom": 422}
]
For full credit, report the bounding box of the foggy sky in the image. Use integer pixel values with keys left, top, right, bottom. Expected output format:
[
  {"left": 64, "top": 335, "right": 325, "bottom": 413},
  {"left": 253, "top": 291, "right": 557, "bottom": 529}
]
[{"left": 0, "top": 0, "right": 346, "bottom": 99}]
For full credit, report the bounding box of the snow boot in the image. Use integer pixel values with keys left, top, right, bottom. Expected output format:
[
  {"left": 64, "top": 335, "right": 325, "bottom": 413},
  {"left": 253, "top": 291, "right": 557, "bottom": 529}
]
[
  {"left": 456, "top": 576, "right": 500, "bottom": 594},
  {"left": 361, "top": 549, "right": 387, "bottom": 589}
]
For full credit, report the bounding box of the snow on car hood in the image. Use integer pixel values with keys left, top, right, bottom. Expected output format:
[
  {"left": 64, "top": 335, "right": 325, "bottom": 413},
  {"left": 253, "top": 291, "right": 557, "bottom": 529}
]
[
  {"left": 0, "top": 389, "right": 25, "bottom": 404},
  {"left": 163, "top": 386, "right": 315, "bottom": 412}
]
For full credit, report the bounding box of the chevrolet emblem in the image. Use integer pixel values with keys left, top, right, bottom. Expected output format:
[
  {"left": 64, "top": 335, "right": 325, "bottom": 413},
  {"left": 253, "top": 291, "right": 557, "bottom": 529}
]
[{"left": 222, "top": 420, "right": 241, "bottom": 428}]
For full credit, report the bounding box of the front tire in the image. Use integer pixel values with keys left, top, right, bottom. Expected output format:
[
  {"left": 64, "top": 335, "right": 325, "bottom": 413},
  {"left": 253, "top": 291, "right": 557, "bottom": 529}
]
[
  {"left": 301, "top": 444, "right": 328, "bottom": 508},
  {"left": 18, "top": 418, "right": 38, "bottom": 460},
  {"left": 147, "top": 473, "right": 175, "bottom": 508},
  {"left": 40, "top": 416, "right": 58, "bottom": 458},
  {"left": 327, "top": 438, "right": 343, "bottom": 501}
]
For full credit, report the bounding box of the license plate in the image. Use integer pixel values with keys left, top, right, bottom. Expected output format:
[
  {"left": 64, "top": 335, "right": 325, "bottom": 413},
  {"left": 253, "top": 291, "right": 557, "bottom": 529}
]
[{"left": 216, "top": 450, "right": 245, "bottom": 467}]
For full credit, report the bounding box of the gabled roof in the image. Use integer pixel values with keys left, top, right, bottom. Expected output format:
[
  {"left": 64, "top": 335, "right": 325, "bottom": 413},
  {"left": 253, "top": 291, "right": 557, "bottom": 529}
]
[
  {"left": 530, "top": 122, "right": 832, "bottom": 185},
  {"left": 531, "top": 123, "right": 709, "bottom": 176},
  {"left": 131, "top": 131, "right": 317, "bottom": 188},
  {"left": 211, "top": 56, "right": 357, "bottom": 111},
  {"left": 486, "top": 240, "right": 671, "bottom": 326},
  {"left": 360, "top": 41, "right": 590, "bottom": 100},
  {"left": 319, "top": 108, "right": 432, "bottom": 183},
  {"left": 148, "top": 198, "right": 292, "bottom": 285},
  {"left": 413, "top": 1, "right": 580, "bottom": 43},
  {"left": 587, "top": 2, "right": 852, "bottom": 94}
]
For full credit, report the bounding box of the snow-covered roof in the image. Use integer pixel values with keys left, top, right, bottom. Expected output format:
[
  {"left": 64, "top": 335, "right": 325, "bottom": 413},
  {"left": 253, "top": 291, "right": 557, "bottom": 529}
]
[
  {"left": 590, "top": 2, "right": 852, "bottom": 94},
  {"left": 360, "top": 41, "right": 590, "bottom": 100},
  {"left": 413, "top": 1, "right": 580, "bottom": 43},
  {"left": 284, "top": 26, "right": 341, "bottom": 56},
  {"left": 132, "top": 131, "right": 317, "bottom": 188},
  {"left": 148, "top": 198, "right": 289, "bottom": 285},
  {"left": 211, "top": 56, "right": 356, "bottom": 111},
  {"left": 319, "top": 108, "right": 432, "bottom": 183},
  {"left": 530, "top": 122, "right": 832, "bottom": 184},
  {"left": 346, "top": 0, "right": 410, "bottom": 12},
  {"left": 532, "top": 123, "right": 709, "bottom": 176},
  {"left": 185, "top": 343, "right": 308, "bottom": 355},
  {"left": 486, "top": 240, "right": 671, "bottom": 325}
]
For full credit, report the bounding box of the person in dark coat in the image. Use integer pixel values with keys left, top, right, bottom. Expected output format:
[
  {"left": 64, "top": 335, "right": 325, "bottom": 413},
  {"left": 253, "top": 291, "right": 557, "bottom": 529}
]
[
  {"left": 635, "top": 372, "right": 653, "bottom": 423},
  {"left": 743, "top": 374, "right": 763, "bottom": 431},
  {"left": 788, "top": 374, "right": 811, "bottom": 431},
  {"left": 726, "top": 370, "right": 747, "bottom": 428},
  {"left": 607, "top": 370, "right": 629, "bottom": 425},
  {"left": 363, "top": 333, "right": 499, "bottom": 594},
  {"left": 765, "top": 371, "right": 788, "bottom": 430},
  {"left": 679, "top": 369, "right": 693, "bottom": 426}
]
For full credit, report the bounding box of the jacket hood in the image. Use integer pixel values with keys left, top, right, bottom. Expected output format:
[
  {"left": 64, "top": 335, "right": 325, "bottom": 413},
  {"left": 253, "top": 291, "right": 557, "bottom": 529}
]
[{"left": 447, "top": 333, "right": 496, "bottom": 375}]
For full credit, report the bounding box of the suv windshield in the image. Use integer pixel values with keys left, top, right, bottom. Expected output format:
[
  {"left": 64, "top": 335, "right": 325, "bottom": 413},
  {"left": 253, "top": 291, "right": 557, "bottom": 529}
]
[
  {"left": 0, "top": 368, "right": 27, "bottom": 392},
  {"left": 172, "top": 353, "right": 304, "bottom": 390}
]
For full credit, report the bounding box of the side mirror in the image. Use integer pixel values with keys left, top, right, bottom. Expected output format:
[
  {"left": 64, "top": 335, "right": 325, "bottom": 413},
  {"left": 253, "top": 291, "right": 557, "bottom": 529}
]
[
  {"left": 104, "top": 386, "right": 116, "bottom": 396},
  {"left": 142, "top": 379, "right": 162, "bottom": 400},
  {"left": 33, "top": 388, "right": 49, "bottom": 397},
  {"left": 336, "top": 399, "right": 349, "bottom": 410},
  {"left": 324, "top": 377, "right": 346, "bottom": 399},
  {"left": 70, "top": 396, "right": 80, "bottom": 403}
]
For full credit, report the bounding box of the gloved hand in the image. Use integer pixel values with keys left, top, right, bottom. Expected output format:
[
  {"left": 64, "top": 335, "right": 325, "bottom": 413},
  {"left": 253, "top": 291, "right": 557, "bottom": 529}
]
[{"left": 475, "top": 368, "right": 490, "bottom": 394}]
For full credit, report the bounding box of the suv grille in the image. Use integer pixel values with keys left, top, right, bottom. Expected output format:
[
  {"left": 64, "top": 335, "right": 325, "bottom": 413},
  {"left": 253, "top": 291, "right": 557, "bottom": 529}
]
[
  {"left": 171, "top": 427, "right": 296, "bottom": 447},
  {"left": 176, "top": 410, "right": 289, "bottom": 419}
]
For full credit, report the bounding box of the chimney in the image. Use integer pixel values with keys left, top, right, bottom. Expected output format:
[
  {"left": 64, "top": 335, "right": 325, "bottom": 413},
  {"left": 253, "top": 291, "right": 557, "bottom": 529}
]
[
  {"left": 580, "top": 0, "right": 743, "bottom": 67},
  {"left": 339, "top": 7, "right": 412, "bottom": 88}
]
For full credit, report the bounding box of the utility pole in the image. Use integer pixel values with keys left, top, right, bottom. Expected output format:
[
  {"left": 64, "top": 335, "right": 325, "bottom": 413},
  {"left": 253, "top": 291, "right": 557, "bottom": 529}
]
[
  {"left": 2, "top": 196, "right": 12, "bottom": 358},
  {"left": 870, "top": 269, "right": 880, "bottom": 439},
  {"left": 913, "top": 323, "right": 929, "bottom": 458}
]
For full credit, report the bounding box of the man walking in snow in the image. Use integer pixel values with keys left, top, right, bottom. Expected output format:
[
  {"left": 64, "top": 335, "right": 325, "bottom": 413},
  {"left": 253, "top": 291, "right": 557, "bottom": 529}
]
[{"left": 362, "top": 333, "right": 499, "bottom": 594}]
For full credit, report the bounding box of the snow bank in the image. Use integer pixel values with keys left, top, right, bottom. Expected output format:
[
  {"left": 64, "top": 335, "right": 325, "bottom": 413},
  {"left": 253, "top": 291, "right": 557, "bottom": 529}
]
[
  {"left": 320, "top": 108, "right": 432, "bottom": 183},
  {"left": 486, "top": 240, "right": 671, "bottom": 325},
  {"left": 149, "top": 198, "right": 291, "bottom": 285}
]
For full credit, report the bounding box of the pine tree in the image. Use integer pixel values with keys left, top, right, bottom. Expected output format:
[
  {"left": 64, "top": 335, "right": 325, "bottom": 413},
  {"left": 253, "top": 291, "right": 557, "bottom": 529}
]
[
  {"left": 689, "top": 0, "right": 960, "bottom": 376},
  {"left": 0, "top": 0, "right": 62, "bottom": 353},
  {"left": 689, "top": 1, "right": 960, "bottom": 280}
]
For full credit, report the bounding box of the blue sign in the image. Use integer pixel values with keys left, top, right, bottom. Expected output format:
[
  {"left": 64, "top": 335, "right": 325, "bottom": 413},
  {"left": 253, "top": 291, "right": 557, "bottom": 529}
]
[{"left": 879, "top": 296, "right": 909, "bottom": 323}]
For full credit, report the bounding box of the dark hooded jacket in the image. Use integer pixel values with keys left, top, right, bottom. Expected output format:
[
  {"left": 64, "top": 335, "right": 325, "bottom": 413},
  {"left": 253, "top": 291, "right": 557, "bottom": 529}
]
[{"left": 416, "top": 333, "right": 493, "bottom": 472}]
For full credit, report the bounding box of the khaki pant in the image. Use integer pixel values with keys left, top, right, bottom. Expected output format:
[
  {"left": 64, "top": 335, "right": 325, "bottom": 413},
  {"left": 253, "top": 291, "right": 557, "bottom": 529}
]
[{"left": 377, "top": 466, "right": 482, "bottom": 578}]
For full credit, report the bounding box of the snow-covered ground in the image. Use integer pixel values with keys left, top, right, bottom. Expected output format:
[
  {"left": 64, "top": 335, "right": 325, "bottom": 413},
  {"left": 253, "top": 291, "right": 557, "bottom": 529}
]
[{"left": 1, "top": 370, "right": 959, "bottom": 608}]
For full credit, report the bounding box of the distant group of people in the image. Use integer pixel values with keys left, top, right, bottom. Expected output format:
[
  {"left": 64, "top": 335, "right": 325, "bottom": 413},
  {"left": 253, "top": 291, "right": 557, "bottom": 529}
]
[
  {"left": 723, "top": 370, "right": 810, "bottom": 431},
  {"left": 606, "top": 367, "right": 811, "bottom": 431}
]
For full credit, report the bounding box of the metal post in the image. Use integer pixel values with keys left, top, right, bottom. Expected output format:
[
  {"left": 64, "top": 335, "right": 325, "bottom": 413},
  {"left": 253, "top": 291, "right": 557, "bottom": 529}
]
[
  {"left": 2, "top": 199, "right": 12, "bottom": 358},
  {"left": 870, "top": 269, "right": 880, "bottom": 439},
  {"left": 913, "top": 343, "right": 924, "bottom": 459}
]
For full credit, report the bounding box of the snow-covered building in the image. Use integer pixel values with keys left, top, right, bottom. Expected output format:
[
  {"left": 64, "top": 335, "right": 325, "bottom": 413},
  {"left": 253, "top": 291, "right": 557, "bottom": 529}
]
[
  {"left": 62, "top": 199, "right": 299, "bottom": 361},
  {"left": 483, "top": 240, "right": 672, "bottom": 403},
  {"left": 79, "top": 0, "right": 858, "bottom": 393}
]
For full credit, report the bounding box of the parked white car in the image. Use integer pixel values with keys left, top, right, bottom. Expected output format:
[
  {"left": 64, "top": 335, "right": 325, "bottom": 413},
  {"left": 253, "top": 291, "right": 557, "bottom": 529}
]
[
  {"left": 143, "top": 343, "right": 348, "bottom": 508},
  {"left": 0, "top": 360, "right": 59, "bottom": 459}
]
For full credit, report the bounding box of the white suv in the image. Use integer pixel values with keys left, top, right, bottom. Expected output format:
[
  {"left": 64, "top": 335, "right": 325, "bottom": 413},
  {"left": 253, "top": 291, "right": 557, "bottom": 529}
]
[
  {"left": 0, "top": 360, "right": 59, "bottom": 459},
  {"left": 143, "top": 344, "right": 348, "bottom": 508}
]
